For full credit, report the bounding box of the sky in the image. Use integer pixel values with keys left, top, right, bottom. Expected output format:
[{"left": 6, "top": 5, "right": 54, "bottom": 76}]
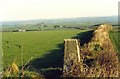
[{"left": 0, "top": 0, "right": 119, "bottom": 21}]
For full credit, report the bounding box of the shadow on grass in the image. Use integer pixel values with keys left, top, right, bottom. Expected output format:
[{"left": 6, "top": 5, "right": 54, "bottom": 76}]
[
  {"left": 26, "top": 43, "right": 64, "bottom": 78},
  {"left": 72, "top": 30, "right": 94, "bottom": 46},
  {"left": 26, "top": 30, "right": 93, "bottom": 78}
]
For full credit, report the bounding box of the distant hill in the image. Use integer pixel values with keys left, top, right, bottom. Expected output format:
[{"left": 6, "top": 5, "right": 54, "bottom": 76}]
[
  {"left": 2, "top": 16, "right": 117, "bottom": 25},
  {"left": 1, "top": 16, "right": 118, "bottom": 31}
]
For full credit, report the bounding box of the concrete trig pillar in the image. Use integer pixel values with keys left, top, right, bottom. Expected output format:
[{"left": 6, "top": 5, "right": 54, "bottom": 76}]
[{"left": 63, "top": 39, "right": 83, "bottom": 77}]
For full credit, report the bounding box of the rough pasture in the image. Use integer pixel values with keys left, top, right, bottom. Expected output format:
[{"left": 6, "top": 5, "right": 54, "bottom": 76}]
[{"left": 2, "top": 30, "right": 85, "bottom": 68}]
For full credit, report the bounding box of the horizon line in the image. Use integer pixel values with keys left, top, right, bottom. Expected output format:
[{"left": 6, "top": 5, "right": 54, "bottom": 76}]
[{"left": 1, "top": 15, "right": 117, "bottom": 22}]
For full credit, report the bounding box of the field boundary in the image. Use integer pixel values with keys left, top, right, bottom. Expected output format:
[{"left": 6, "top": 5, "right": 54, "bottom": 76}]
[{"left": 63, "top": 24, "right": 119, "bottom": 77}]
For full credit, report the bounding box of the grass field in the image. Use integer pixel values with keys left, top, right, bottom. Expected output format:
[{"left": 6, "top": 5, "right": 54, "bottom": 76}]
[
  {"left": 109, "top": 31, "right": 120, "bottom": 52},
  {"left": 2, "top": 29, "right": 88, "bottom": 76},
  {"left": 109, "top": 30, "right": 120, "bottom": 59},
  {"left": 2, "top": 29, "right": 120, "bottom": 77},
  {"left": 2, "top": 30, "right": 84, "bottom": 66}
]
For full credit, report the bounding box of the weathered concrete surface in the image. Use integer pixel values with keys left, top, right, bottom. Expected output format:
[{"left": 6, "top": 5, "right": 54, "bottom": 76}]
[
  {"left": 63, "top": 39, "right": 83, "bottom": 77},
  {"left": 0, "top": 72, "right": 2, "bottom": 79}
]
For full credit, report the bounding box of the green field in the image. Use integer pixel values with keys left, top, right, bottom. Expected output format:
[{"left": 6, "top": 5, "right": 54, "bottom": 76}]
[
  {"left": 109, "top": 30, "right": 120, "bottom": 59},
  {"left": 2, "top": 30, "right": 82, "bottom": 65},
  {"left": 2, "top": 29, "right": 88, "bottom": 76},
  {"left": 2, "top": 29, "right": 120, "bottom": 77}
]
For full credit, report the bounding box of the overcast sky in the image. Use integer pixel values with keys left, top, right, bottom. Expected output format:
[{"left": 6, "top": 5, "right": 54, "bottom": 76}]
[{"left": 0, "top": 0, "right": 119, "bottom": 21}]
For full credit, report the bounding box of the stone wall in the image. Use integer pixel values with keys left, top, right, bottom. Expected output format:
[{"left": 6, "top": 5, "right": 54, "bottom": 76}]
[{"left": 63, "top": 24, "right": 119, "bottom": 77}]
